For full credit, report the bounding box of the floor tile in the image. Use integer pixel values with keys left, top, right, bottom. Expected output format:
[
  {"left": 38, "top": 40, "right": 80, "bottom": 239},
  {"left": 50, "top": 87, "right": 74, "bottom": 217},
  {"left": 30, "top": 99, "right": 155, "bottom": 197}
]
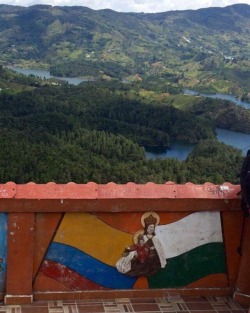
[
  {"left": 186, "top": 302, "right": 214, "bottom": 310},
  {"left": 130, "top": 298, "right": 157, "bottom": 304},
  {"left": 132, "top": 303, "right": 160, "bottom": 312},
  {"left": 0, "top": 296, "right": 248, "bottom": 313},
  {"left": 22, "top": 308, "right": 49, "bottom": 313}
]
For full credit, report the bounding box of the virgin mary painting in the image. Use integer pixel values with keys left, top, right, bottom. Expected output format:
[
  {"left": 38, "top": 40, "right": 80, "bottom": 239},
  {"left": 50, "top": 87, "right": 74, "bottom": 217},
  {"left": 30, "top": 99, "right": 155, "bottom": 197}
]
[{"left": 116, "top": 212, "right": 167, "bottom": 277}]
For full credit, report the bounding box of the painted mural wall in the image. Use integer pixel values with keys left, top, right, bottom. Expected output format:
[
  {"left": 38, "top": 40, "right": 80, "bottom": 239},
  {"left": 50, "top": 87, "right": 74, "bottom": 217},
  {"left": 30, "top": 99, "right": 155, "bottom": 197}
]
[{"left": 37, "top": 211, "right": 227, "bottom": 291}]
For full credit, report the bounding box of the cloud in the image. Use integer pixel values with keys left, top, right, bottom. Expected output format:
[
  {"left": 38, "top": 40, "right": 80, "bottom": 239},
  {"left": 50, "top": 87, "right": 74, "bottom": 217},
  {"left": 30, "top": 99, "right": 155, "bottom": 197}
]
[{"left": 1, "top": 0, "right": 250, "bottom": 12}]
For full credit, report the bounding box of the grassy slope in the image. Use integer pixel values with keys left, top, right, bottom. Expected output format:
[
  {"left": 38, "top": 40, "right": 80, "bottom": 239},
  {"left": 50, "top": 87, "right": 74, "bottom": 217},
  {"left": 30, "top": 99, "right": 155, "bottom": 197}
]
[{"left": 0, "top": 4, "right": 249, "bottom": 96}]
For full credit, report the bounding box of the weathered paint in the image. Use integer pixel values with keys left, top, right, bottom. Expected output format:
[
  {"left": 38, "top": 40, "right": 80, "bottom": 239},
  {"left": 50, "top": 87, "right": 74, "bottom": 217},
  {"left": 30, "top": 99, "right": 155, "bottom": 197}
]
[
  {"left": 38, "top": 211, "right": 227, "bottom": 290},
  {"left": 0, "top": 182, "right": 248, "bottom": 305}
]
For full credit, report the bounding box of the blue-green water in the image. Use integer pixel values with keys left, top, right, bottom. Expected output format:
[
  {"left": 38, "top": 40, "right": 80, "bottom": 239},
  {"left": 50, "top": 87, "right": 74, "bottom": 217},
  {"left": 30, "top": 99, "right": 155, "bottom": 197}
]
[
  {"left": 146, "top": 90, "right": 250, "bottom": 160},
  {"left": 145, "top": 128, "right": 250, "bottom": 160},
  {"left": 183, "top": 89, "right": 250, "bottom": 109},
  {"left": 5, "top": 66, "right": 91, "bottom": 85},
  {"left": 145, "top": 142, "right": 196, "bottom": 161},
  {"left": 216, "top": 128, "right": 250, "bottom": 153}
]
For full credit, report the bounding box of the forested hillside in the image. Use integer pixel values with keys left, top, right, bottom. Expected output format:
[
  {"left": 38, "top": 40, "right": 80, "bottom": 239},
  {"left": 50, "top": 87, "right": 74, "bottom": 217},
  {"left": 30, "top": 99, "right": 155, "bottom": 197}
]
[
  {"left": 0, "top": 70, "right": 244, "bottom": 184},
  {"left": 0, "top": 5, "right": 249, "bottom": 184},
  {"left": 0, "top": 4, "right": 249, "bottom": 99}
]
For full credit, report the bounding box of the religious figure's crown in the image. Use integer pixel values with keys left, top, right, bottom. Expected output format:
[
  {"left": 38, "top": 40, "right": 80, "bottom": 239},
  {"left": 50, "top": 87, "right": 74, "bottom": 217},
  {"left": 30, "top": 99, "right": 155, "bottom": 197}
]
[{"left": 144, "top": 214, "right": 157, "bottom": 226}]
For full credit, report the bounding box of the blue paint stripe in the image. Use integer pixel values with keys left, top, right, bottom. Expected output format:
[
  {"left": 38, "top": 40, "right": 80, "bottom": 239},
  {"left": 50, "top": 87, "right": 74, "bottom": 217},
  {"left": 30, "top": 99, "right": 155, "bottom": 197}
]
[
  {"left": 0, "top": 213, "right": 7, "bottom": 292},
  {"left": 46, "top": 242, "right": 136, "bottom": 289}
]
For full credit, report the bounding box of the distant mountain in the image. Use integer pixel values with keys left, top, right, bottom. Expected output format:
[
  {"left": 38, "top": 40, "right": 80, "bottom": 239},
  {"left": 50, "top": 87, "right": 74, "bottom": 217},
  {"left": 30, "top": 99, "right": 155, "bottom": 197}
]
[{"left": 0, "top": 4, "right": 249, "bottom": 93}]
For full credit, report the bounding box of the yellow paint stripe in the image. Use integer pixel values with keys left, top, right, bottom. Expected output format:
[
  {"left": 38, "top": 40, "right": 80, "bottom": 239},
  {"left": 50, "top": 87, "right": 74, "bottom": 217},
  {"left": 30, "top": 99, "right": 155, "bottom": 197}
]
[{"left": 54, "top": 212, "right": 133, "bottom": 266}]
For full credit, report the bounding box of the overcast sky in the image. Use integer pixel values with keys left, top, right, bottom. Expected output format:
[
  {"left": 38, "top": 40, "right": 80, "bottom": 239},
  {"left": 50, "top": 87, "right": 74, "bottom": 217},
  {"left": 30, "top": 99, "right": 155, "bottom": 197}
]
[{"left": 0, "top": 0, "right": 250, "bottom": 12}]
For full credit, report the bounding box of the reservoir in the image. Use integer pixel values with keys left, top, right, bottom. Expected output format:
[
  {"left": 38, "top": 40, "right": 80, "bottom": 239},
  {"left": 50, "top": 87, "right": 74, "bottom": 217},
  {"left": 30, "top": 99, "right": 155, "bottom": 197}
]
[
  {"left": 145, "top": 128, "right": 250, "bottom": 160},
  {"left": 183, "top": 89, "right": 250, "bottom": 109},
  {"left": 216, "top": 128, "right": 250, "bottom": 153},
  {"left": 146, "top": 90, "right": 250, "bottom": 160},
  {"left": 5, "top": 66, "right": 90, "bottom": 85},
  {"left": 145, "top": 142, "right": 196, "bottom": 161}
]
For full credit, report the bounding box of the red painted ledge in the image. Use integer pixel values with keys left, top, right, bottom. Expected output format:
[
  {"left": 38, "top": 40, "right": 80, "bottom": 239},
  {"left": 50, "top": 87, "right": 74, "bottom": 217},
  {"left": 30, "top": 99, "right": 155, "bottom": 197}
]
[
  {"left": 0, "top": 181, "right": 240, "bottom": 199},
  {"left": 0, "top": 182, "right": 241, "bottom": 213}
]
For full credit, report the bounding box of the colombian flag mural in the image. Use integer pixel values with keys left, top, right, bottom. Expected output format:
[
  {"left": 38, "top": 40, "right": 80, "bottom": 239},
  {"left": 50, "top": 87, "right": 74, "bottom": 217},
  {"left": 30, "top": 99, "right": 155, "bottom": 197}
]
[{"left": 40, "top": 211, "right": 227, "bottom": 290}]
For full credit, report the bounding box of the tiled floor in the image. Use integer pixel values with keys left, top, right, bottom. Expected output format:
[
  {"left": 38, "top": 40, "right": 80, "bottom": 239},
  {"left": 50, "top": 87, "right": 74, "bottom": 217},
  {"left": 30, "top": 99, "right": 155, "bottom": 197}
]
[{"left": 0, "top": 296, "right": 249, "bottom": 313}]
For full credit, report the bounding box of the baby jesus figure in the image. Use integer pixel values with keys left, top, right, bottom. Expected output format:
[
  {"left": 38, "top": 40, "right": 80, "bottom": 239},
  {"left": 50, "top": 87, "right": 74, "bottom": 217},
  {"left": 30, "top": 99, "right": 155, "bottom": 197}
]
[{"left": 125, "top": 234, "right": 150, "bottom": 263}]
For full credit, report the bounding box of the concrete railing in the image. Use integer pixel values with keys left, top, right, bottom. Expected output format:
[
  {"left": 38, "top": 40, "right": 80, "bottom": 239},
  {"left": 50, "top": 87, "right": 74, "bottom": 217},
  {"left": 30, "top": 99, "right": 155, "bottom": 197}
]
[{"left": 0, "top": 182, "right": 249, "bottom": 305}]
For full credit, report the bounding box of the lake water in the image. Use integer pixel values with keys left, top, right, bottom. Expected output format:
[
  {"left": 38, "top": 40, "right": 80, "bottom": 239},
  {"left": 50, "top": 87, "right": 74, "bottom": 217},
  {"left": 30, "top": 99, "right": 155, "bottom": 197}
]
[
  {"left": 145, "top": 128, "right": 250, "bottom": 160},
  {"left": 146, "top": 90, "right": 250, "bottom": 160},
  {"left": 145, "top": 142, "right": 196, "bottom": 161},
  {"left": 7, "top": 67, "right": 250, "bottom": 106},
  {"left": 216, "top": 128, "right": 250, "bottom": 152},
  {"left": 5, "top": 66, "right": 90, "bottom": 85},
  {"left": 183, "top": 89, "right": 250, "bottom": 109}
]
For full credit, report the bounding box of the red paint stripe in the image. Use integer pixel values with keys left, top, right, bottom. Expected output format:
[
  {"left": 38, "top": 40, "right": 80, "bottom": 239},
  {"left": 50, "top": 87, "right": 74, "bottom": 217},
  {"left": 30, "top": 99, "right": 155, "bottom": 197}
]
[
  {"left": 34, "top": 272, "right": 72, "bottom": 292},
  {"left": 41, "top": 260, "right": 109, "bottom": 290},
  {"left": 95, "top": 212, "right": 191, "bottom": 234}
]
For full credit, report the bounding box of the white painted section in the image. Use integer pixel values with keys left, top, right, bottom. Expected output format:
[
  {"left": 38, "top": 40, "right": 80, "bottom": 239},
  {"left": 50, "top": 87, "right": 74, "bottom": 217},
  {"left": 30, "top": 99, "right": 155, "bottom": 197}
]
[{"left": 155, "top": 212, "right": 223, "bottom": 259}]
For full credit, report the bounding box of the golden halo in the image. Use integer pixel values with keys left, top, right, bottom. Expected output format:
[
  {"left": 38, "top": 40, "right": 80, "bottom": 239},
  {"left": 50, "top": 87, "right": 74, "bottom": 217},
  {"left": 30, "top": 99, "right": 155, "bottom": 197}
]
[
  {"left": 141, "top": 211, "right": 160, "bottom": 228},
  {"left": 133, "top": 230, "right": 144, "bottom": 244}
]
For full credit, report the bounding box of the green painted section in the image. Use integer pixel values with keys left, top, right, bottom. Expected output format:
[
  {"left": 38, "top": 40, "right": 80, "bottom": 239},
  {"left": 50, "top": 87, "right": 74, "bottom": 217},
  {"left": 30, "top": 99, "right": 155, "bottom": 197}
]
[{"left": 148, "top": 242, "right": 227, "bottom": 288}]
